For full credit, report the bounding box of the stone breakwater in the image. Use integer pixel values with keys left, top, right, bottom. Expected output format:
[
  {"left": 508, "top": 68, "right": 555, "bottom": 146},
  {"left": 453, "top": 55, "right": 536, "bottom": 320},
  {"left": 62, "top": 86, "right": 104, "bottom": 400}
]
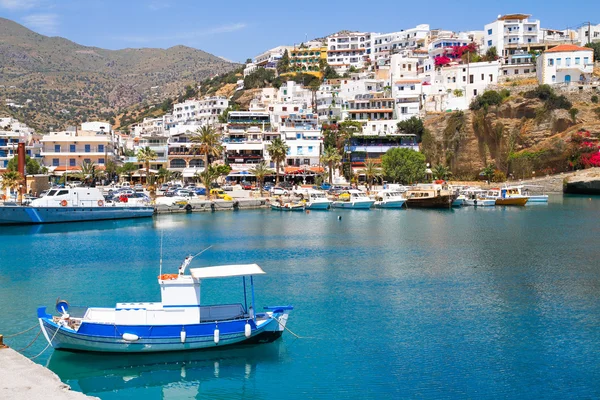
[
  {"left": 155, "top": 198, "right": 269, "bottom": 214},
  {"left": 0, "top": 347, "right": 96, "bottom": 400}
]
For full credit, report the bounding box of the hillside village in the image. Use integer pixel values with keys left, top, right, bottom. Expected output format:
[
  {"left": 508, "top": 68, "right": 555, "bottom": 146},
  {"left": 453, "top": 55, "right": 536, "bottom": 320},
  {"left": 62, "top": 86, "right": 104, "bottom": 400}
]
[{"left": 2, "top": 13, "right": 600, "bottom": 184}]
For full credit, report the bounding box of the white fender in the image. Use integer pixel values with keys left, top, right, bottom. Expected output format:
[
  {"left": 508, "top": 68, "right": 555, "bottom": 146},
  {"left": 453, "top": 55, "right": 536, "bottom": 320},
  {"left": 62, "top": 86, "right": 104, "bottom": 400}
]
[
  {"left": 244, "top": 322, "right": 251, "bottom": 338},
  {"left": 180, "top": 329, "right": 186, "bottom": 343},
  {"left": 214, "top": 327, "right": 220, "bottom": 344},
  {"left": 122, "top": 333, "right": 139, "bottom": 341}
]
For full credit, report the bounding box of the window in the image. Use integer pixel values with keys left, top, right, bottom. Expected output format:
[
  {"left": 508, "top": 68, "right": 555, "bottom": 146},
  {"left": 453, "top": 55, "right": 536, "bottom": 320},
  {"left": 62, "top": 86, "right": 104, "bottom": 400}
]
[
  {"left": 98, "top": 158, "right": 105, "bottom": 164},
  {"left": 548, "top": 59, "right": 554, "bottom": 66},
  {"left": 303, "top": 159, "right": 310, "bottom": 165},
  {"left": 584, "top": 57, "right": 590, "bottom": 64},
  {"left": 98, "top": 144, "right": 104, "bottom": 153},
  {"left": 469, "top": 75, "right": 474, "bottom": 84},
  {"left": 552, "top": 75, "right": 556, "bottom": 83},
  {"left": 69, "top": 144, "right": 75, "bottom": 152},
  {"left": 566, "top": 58, "right": 571, "bottom": 66},
  {"left": 556, "top": 58, "right": 562, "bottom": 66},
  {"left": 57, "top": 190, "right": 69, "bottom": 196},
  {"left": 528, "top": 38, "right": 532, "bottom": 43},
  {"left": 297, "top": 146, "right": 303, "bottom": 155},
  {"left": 575, "top": 57, "right": 580, "bottom": 65},
  {"left": 473, "top": 89, "right": 478, "bottom": 96},
  {"left": 401, "top": 107, "right": 408, "bottom": 114},
  {"left": 481, "top": 74, "right": 484, "bottom": 81},
  {"left": 282, "top": 107, "right": 287, "bottom": 111},
  {"left": 84, "top": 144, "right": 91, "bottom": 153},
  {"left": 52, "top": 158, "right": 59, "bottom": 166},
  {"left": 515, "top": 69, "right": 519, "bottom": 74},
  {"left": 487, "top": 40, "right": 493, "bottom": 46},
  {"left": 83, "top": 158, "right": 91, "bottom": 164},
  {"left": 488, "top": 29, "right": 492, "bottom": 35},
  {"left": 294, "top": 107, "right": 299, "bottom": 112},
  {"left": 308, "top": 146, "right": 314, "bottom": 153},
  {"left": 54, "top": 144, "right": 61, "bottom": 153}
]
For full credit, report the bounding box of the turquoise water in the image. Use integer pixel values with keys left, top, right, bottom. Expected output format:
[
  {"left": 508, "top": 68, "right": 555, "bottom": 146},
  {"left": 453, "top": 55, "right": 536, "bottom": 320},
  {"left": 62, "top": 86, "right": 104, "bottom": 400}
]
[{"left": 2, "top": 196, "right": 600, "bottom": 399}]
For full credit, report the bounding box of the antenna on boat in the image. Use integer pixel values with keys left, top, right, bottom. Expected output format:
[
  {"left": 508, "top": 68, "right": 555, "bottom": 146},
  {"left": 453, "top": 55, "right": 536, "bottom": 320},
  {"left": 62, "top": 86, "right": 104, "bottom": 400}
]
[
  {"left": 178, "top": 245, "right": 213, "bottom": 276},
  {"left": 159, "top": 230, "right": 164, "bottom": 277}
]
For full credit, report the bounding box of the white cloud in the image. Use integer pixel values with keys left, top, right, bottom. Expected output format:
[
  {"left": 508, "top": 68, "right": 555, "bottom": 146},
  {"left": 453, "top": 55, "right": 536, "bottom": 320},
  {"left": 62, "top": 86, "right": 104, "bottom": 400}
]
[
  {"left": 0, "top": 0, "right": 39, "bottom": 10},
  {"left": 22, "top": 13, "right": 59, "bottom": 35},
  {"left": 148, "top": 1, "right": 170, "bottom": 11},
  {"left": 116, "top": 23, "right": 247, "bottom": 44}
]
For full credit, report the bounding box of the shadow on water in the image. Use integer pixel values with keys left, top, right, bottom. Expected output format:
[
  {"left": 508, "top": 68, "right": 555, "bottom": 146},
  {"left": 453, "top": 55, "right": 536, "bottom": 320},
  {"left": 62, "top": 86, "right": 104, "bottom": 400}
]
[
  {"left": 46, "top": 342, "right": 288, "bottom": 394},
  {"left": 0, "top": 218, "right": 155, "bottom": 236}
]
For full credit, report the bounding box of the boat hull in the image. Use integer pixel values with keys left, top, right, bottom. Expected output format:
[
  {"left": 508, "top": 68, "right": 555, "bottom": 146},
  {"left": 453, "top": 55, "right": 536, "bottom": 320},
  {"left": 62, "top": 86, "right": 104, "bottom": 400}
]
[
  {"left": 464, "top": 199, "right": 496, "bottom": 207},
  {"left": 270, "top": 204, "right": 305, "bottom": 211},
  {"left": 38, "top": 314, "right": 287, "bottom": 353},
  {"left": 374, "top": 200, "right": 406, "bottom": 209},
  {"left": 305, "top": 202, "right": 331, "bottom": 210},
  {"left": 0, "top": 206, "right": 154, "bottom": 225},
  {"left": 405, "top": 195, "right": 454, "bottom": 209},
  {"left": 495, "top": 197, "right": 528, "bottom": 206},
  {"left": 527, "top": 195, "right": 548, "bottom": 203},
  {"left": 331, "top": 200, "right": 374, "bottom": 209}
]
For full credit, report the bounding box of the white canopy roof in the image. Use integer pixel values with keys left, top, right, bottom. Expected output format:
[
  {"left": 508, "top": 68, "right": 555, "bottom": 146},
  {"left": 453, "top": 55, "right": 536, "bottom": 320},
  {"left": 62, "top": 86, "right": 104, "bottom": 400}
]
[{"left": 190, "top": 264, "right": 266, "bottom": 279}]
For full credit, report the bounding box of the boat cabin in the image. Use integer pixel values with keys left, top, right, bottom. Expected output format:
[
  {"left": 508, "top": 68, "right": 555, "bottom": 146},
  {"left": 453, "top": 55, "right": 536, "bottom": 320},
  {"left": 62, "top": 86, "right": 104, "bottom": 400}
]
[{"left": 30, "top": 188, "right": 106, "bottom": 207}]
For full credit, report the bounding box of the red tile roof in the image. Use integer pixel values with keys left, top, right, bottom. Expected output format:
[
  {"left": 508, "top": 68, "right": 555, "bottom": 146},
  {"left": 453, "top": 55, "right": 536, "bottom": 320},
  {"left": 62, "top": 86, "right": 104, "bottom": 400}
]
[{"left": 545, "top": 44, "right": 592, "bottom": 53}]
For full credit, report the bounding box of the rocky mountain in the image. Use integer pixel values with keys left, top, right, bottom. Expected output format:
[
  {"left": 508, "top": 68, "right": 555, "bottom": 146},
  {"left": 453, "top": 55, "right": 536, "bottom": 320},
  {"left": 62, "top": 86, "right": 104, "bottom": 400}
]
[{"left": 0, "top": 17, "right": 237, "bottom": 132}]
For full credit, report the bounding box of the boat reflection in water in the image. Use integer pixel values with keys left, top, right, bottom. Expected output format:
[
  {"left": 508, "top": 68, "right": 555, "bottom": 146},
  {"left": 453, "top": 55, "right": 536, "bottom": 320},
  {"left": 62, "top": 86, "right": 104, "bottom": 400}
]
[
  {"left": 0, "top": 217, "right": 155, "bottom": 236},
  {"left": 46, "top": 341, "right": 288, "bottom": 396}
]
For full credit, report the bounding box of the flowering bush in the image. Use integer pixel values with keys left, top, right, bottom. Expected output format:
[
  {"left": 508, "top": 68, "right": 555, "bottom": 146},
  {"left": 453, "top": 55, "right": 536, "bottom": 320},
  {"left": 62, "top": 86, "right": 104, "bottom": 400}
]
[
  {"left": 568, "top": 130, "right": 600, "bottom": 169},
  {"left": 435, "top": 56, "right": 451, "bottom": 67}
]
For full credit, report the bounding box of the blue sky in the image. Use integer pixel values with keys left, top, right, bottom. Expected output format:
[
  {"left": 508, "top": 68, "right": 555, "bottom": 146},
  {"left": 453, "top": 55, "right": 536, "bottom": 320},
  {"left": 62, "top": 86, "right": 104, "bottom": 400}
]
[{"left": 0, "top": 0, "right": 596, "bottom": 63}]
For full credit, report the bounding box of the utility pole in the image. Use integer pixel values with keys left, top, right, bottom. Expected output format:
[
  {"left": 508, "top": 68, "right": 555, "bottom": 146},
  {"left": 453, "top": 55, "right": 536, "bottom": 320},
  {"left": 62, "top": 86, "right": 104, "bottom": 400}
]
[{"left": 588, "top": 22, "right": 592, "bottom": 45}]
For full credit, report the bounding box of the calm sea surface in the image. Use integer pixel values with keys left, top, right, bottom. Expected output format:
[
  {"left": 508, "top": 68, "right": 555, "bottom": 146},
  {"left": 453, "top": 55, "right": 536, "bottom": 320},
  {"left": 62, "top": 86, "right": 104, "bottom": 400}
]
[{"left": 1, "top": 196, "right": 600, "bottom": 399}]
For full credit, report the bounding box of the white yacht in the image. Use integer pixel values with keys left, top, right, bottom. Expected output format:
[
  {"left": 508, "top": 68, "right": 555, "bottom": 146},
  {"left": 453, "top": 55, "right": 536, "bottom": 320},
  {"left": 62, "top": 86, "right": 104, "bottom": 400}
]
[
  {"left": 373, "top": 189, "right": 406, "bottom": 209},
  {"left": 331, "top": 190, "right": 374, "bottom": 209}
]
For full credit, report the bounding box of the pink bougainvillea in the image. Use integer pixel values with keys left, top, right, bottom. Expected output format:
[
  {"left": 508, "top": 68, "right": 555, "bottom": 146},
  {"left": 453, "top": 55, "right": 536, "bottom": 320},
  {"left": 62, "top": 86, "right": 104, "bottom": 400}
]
[{"left": 434, "top": 56, "right": 451, "bottom": 67}]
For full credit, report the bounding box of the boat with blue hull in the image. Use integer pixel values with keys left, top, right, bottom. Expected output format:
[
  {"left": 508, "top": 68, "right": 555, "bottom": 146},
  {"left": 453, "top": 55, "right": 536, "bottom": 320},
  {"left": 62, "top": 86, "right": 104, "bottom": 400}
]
[
  {"left": 37, "top": 259, "right": 292, "bottom": 353},
  {"left": 0, "top": 187, "right": 154, "bottom": 225}
]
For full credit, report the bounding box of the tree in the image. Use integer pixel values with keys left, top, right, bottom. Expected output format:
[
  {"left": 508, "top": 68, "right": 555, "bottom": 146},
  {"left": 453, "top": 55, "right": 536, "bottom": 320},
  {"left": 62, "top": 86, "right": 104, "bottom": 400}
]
[
  {"left": 481, "top": 163, "right": 496, "bottom": 182},
  {"left": 320, "top": 146, "right": 342, "bottom": 184},
  {"left": 432, "top": 164, "right": 452, "bottom": 180},
  {"left": 160, "top": 98, "right": 173, "bottom": 112},
  {"left": 249, "top": 162, "right": 274, "bottom": 196},
  {"left": 137, "top": 146, "right": 157, "bottom": 186},
  {"left": 197, "top": 166, "right": 221, "bottom": 199},
  {"left": 266, "top": 137, "right": 289, "bottom": 186},
  {"left": 157, "top": 167, "right": 173, "bottom": 184},
  {"left": 381, "top": 148, "right": 426, "bottom": 184},
  {"left": 277, "top": 50, "right": 290, "bottom": 75},
  {"left": 484, "top": 46, "right": 499, "bottom": 61},
  {"left": 359, "top": 159, "right": 382, "bottom": 191},
  {"left": 191, "top": 125, "right": 223, "bottom": 169},
  {"left": 104, "top": 159, "right": 117, "bottom": 182},
  {"left": 585, "top": 42, "right": 600, "bottom": 60},
  {"left": 1, "top": 170, "right": 23, "bottom": 200},
  {"left": 323, "top": 65, "right": 339, "bottom": 80},
  {"left": 7, "top": 155, "right": 45, "bottom": 175},
  {"left": 118, "top": 162, "right": 138, "bottom": 183},
  {"left": 75, "top": 161, "right": 98, "bottom": 185},
  {"left": 397, "top": 116, "right": 426, "bottom": 142}
]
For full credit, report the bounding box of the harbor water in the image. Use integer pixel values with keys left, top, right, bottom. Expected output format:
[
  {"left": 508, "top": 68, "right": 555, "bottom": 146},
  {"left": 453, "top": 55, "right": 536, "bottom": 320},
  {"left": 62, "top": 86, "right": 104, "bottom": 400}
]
[{"left": 1, "top": 195, "right": 600, "bottom": 399}]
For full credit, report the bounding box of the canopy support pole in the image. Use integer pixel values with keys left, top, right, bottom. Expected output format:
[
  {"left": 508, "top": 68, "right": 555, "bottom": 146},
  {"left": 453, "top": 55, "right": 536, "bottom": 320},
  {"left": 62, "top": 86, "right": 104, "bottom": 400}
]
[
  {"left": 250, "top": 276, "right": 256, "bottom": 322},
  {"left": 243, "top": 276, "right": 248, "bottom": 312}
]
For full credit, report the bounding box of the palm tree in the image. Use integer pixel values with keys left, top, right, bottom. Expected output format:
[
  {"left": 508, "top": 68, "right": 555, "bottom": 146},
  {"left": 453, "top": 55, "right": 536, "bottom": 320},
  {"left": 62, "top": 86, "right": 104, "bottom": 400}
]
[
  {"left": 137, "top": 146, "right": 157, "bottom": 186},
  {"left": 191, "top": 125, "right": 223, "bottom": 169},
  {"left": 359, "top": 159, "right": 383, "bottom": 191},
  {"left": 198, "top": 166, "right": 221, "bottom": 200},
  {"left": 320, "top": 146, "right": 342, "bottom": 184},
  {"left": 118, "top": 162, "right": 138, "bottom": 183},
  {"left": 1, "top": 170, "right": 23, "bottom": 201},
  {"left": 104, "top": 159, "right": 118, "bottom": 183},
  {"left": 157, "top": 168, "right": 173, "bottom": 185},
  {"left": 249, "top": 162, "right": 274, "bottom": 197},
  {"left": 76, "top": 161, "right": 97, "bottom": 185},
  {"left": 266, "top": 138, "right": 289, "bottom": 186},
  {"left": 432, "top": 164, "right": 452, "bottom": 181}
]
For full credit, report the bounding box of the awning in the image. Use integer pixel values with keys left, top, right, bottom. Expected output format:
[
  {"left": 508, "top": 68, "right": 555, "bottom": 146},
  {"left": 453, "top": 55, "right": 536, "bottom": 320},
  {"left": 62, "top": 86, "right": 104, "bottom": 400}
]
[
  {"left": 183, "top": 167, "right": 204, "bottom": 178},
  {"left": 190, "top": 264, "right": 266, "bottom": 279},
  {"left": 285, "top": 166, "right": 324, "bottom": 174},
  {"left": 228, "top": 170, "right": 255, "bottom": 177}
]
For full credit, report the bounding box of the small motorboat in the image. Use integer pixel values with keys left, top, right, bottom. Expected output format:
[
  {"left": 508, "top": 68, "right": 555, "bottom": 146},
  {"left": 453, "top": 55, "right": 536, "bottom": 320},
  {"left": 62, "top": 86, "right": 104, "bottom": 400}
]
[
  {"left": 452, "top": 194, "right": 466, "bottom": 207},
  {"left": 485, "top": 188, "right": 528, "bottom": 206},
  {"left": 373, "top": 189, "right": 406, "bottom": 209},
  {"left": 270, "top": 201, "right": 305, "bottom": 211},
  {"left": 37, "top": 254, "right": 293, "bottom": 353},
  {"left": 301, "top": 190, "right": 331, "bottom": 210},
  {"left": 331, "top": 190, "right": 374, "bottom": 209},
  {"left": 463, "top": 189, "right": 496, "bottom": 207}
]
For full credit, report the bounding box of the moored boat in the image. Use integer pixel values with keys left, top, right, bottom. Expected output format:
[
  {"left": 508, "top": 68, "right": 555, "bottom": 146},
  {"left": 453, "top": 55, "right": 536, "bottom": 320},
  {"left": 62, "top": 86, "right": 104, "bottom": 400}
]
[
  {"left": 302, "top": 190, "right": 331, "bottom": 210},
  {"left": 270, "top": 201, "right": 305, "bottom": 211},
  {"left": 463, "top": 188, "right": 496, "bottom": 207},
  {"left": 331, "top": 190, "right": 374, "bottom": 209},
  {"left": 0, "top": 187, "right": 154, "bottom": 225},
  {"left": 485, "top": 188, "right": 528, "bottom": 206},
  {"left": 373, "top": 189, "right": 406, "bottom": 209},
  {"left": 37, "top": 256, "right": 293, "bottom": 353},
  {"left": 405, "top": 184, "right": 456, "bottom": 209}
]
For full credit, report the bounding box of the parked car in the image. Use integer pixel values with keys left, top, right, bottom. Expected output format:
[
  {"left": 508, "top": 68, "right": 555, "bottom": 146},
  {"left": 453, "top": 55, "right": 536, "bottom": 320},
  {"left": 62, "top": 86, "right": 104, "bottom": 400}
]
[
  {"left": 210, "top": 189, "right": 233, "bottom": 201},
  {"left": 279, "top": 181, "right": 293, "bottom": 189},
  {"left": 320, "top": 183, "right": 332, "bottom": 190},
  {"left": 195, "top": 187, "right": 207, "bottom": 196},
  {"left": 263, "top": 184, "right": 273, "bottom": 192},
  {"left": 222, "top": 184, "right": 233, "bottom": 191},
  {"left": 241, "top": 181, "right": 253, "bottom": 190},
  {"left": 133, "top": 184, "right": 144, "bottom": 192},
  {"left": 159, "top": 184, "right": 169, "bottom": 192},
  {"left": 270, "top": 187, "right": 289, "bottom": 196},
  {"left": 175, "top": 189, "right": 196, "bottom": 198}
]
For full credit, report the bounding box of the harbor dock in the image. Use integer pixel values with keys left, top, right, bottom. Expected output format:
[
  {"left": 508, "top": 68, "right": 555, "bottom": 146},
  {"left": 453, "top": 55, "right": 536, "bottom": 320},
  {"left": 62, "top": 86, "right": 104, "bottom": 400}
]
[
  {"left": 154, "top": 198, "right": 269, "bottom": 214},
  {"left": 0, "top": 346, "right": 95, "bottom": 400}
]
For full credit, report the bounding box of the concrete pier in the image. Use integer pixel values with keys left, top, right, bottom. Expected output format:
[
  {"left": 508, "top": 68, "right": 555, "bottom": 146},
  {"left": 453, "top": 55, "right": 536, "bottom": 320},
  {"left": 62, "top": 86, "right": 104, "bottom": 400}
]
[
  {"left": 155, "top": 198, "right": 269, "bottom": 214},
  {"left": 0, "top": 348, "right": 96, "bottom": 399}
]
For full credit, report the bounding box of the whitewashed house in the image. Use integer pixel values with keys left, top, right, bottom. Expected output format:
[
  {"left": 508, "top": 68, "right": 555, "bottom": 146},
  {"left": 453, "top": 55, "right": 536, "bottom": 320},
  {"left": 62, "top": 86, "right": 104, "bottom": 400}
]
[{"left": 536, "top": 44, "right": 594, "bottom": 85}]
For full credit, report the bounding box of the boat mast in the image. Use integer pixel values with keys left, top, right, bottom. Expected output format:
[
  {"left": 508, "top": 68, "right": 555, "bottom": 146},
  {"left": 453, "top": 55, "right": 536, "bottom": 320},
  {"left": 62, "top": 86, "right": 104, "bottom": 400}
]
[{"left": 159, "top": 231, "right": 164, "bottom": 276}]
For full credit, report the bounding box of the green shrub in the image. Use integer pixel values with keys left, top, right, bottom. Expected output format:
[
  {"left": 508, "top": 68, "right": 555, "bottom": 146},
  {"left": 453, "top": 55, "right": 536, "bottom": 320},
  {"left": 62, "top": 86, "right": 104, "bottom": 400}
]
[
  {"left": 469, "top": 90, "right": 503, "bottom": 111},
  {"left": 569, "top": 108, "right": 579, "bottom": 123},
  {"left": 592, "top": 95, "right": 599, "bottom": 104}
]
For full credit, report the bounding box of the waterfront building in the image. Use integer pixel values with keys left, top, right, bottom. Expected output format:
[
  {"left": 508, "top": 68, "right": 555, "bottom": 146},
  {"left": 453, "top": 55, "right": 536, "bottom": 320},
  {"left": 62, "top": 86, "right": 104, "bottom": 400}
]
[
  {"left": 167, "top": 131, "right": 206, "bottom": 178},
  {"left": 125, "top": 135, "right": 169, "bottom": 171},
  {"left": 172, "top": 97, "right": 229, "bottom": 126},
  {"left": 0, "top": 117, "right": 40, "bottom": 170},
  {"left": 40, "top": 127, "right": 117, "bottom": 174},
  {"left": 536, "top": 44, "right": 595, "bottom": 85},
  {"left": 277, "top": 113, "right": 322, "bottom": 168},
  {"left": 288, "top": 45, "right": 327, "bottom": 77},
  {"left": 224, "top": 111, "right": 278, "bottom": 171},
  {"left": 327, "top": 32, "right": 372, "bottom": 73}
]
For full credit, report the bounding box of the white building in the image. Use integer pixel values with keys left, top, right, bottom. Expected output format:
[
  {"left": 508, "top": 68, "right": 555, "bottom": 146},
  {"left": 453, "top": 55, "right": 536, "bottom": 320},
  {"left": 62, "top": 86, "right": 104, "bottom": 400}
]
[
  {"left": 224, "top": 111, "right": 278, "bottom": 172},
  {"left": 172, "top": 97, "right": 229, "bottom": 126},
  {"left": 484, "top": 14, "right": 541, "bottom": 57},
  {"left": 393, "top": 79, "right": 422, "bottom": 121},
  {"left": 0, "top": 118, "right": 40, "bottom": 170},
  {"left": 81, "top": 121, "right": 112, "bottom": 134},
  {"left": 536, "top": 44, "right": 595, "bottom": 85},
  {"left": 327, "top": 32, "right": 372, "bottom": 73},
  {"left": 578, "top": 24, "right": 600, "bottom": 46},
  {"left": 277, "top": 113, "right": 322, "bottom": 168},
  {"left": 370, "top": 24, "right": 430, "bottom": 63},
  {"left": 253, "top": 46, "right": 292, "bottom": 68}
]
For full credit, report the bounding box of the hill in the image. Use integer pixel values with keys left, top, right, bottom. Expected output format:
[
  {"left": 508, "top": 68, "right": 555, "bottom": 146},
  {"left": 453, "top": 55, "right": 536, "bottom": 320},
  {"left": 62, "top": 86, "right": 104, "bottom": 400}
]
[{"left": 0, "top": 17, "right": 237, "bottom": 132}]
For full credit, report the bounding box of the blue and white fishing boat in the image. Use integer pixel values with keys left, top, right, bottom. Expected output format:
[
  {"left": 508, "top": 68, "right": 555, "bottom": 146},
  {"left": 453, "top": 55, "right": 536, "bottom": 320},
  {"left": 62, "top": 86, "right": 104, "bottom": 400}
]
[
  {"left": 0, "top": 187, "right": 154, "bottom": 225},
  {"left": 303, "top": 190, "right": 331, "bottom": 210},
  {"left": 37, "top": 255, "right": 293, "bottom": 353},
  {"left": 373, "top": 189, "right": 406, "bottom": 209},
  {"left": 331, "top": 190, "right": 374, "bottom": 209}
]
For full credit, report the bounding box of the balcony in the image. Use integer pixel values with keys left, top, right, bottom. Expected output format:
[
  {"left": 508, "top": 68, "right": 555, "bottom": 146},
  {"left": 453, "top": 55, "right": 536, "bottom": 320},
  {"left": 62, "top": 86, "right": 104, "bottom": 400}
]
[
  {"left": 557, "top": 64, "right": 594, "bottom": 73},
  {"left": 349, "top": 143, "right": 418, "bottom": 153}
]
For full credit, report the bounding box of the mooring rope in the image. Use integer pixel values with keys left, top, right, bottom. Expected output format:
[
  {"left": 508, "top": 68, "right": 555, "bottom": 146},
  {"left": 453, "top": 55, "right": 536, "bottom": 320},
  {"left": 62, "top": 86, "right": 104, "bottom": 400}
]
[
  {"left": 16, "top": 329, "right": 41, "bottom": 353},
  {"left": 4, "top": 324, "right": 39, "bottom": 338},
  {"left": 273, "top": 317, "right": 312, "bottom": 339},
  {"left": 28, "top": 325, "right": 60, "bottom": 360}
]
